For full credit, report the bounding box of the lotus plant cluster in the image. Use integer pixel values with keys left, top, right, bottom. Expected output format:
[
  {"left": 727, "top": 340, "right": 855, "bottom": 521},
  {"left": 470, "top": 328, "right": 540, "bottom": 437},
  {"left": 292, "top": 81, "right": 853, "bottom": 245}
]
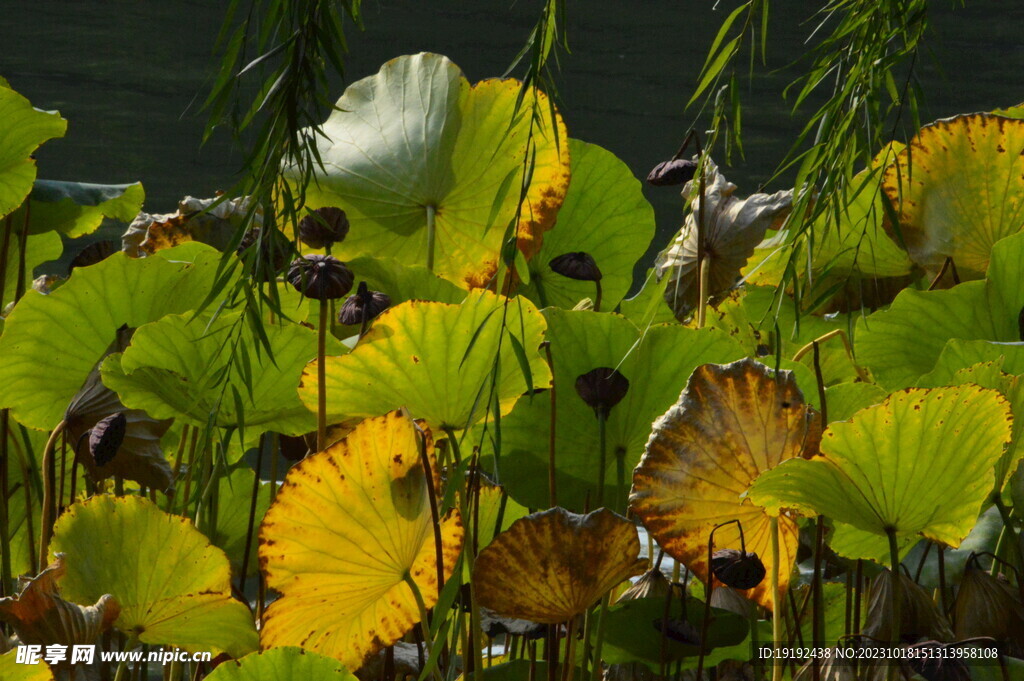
[{"left": 2, "top": 56, "right": 1024, "bottom": 681}]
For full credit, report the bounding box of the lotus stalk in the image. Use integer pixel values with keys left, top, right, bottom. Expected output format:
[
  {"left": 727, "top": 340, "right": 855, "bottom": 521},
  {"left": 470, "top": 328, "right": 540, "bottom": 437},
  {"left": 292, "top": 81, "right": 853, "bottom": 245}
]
[
  {"left": 38, "top": 419, "right": 65, "bottom": 570},
  {"left": 770, "top": 516, "right": 782, "bottom": 681}
]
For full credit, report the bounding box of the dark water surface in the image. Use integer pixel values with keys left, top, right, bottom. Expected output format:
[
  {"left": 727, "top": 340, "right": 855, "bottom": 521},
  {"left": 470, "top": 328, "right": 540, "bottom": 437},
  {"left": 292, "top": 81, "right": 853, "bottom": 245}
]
[{"left": 4, "top": 1, "right": 1024, "bottom": 268}]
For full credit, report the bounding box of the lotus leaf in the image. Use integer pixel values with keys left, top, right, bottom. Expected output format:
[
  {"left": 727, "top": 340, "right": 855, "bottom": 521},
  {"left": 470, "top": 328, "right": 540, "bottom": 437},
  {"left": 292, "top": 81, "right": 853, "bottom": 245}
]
[
  {"left": 656, "top": 158, "right": 792, "bottom": 318},
  {"left": 204, "top": 648, "right": 358, "bottom": 681},
  {"left": 346, "top": 256, "right": 465, "bottom": 306},
  {"left": 630, "top": 359, "right": 820, "bottom": 609},
  {"left": 492, "top": 309, "right": 746, "bottom": 512},
  {"left": 617, "top": 268, "right": 678, "bottom": 327},
  {"left": 290, "top": 53, "right": 570, "bottom": 287},
  {"left": 2, "top": 231, "right": 62, "bottom": 310},
  {"left": 882, "top": 113, "right": 1024, "bottom": 278},
  {"left": 749, "top": 386, "right": 1011, "bottom": 559},
  {"left": 472, "top": 507, "right": 646, "bottom": 623},
  {"left": 0, "top": 556, "right": 119, "bottom": 650},
  {"left": 5, "top": 180, "right": 145, "bottom": 238},
  {"left": 259, "top": 410, "right": 464, "bottom": 669},
  {"left": 0, "top": 245, "right": 226, "bottom": 429},
  {"left": 855, "top": 230, "right": 1024, "bottom": 389},
  {"left": 49, "top": 494, "right": 258, "bottom": 657},
  {"left": 122, "top": 195, "right": 256, "bottom": 256},
  {"left": 300, "top": 290, "right": 549, "bottom": 431},
  {"left": 101, "top": 311, "right": 342, "bottom": 436},
  {"left": 519, "top": 139, "right": 655, "bottom": 310},
  {"left": 0, "top": 84, "right": 66, "bottom": 218},
  {"left": 210, "top": 465, "right": 274, "bottom": 577},
  {"left": 0, "top": 651, "right": 54, "bottom": 681}
]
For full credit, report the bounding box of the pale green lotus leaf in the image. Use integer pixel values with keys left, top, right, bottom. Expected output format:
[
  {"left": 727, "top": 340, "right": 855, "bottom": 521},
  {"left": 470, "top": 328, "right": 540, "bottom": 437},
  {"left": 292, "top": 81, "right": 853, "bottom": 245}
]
[
  {"left": 0, "top": 85, "right": 66, "bottom": 218},
  {"left": 519, "top": 139, "right": 654, "bottom": 310},
  {"left": 750, "top": 386, "right": 1012, "bottom": 558},
  {"left": 51, "top": 495, "right": 258, "bottom": 657},
  {"left": 2, "top": 231, "right": 62, "bottom": 309},
  {"left": 0, "top": 651, "right": 54, "bottom": 681},
  {"left": 5, "top": 180, "right": 145, "bottom": 238},
  {"left": 205, "top": 648, "right": 357, "bottom": 681},
  {"left": 0, "top": 245, "right": 228, "bottom": 429},
  {"left": 291, "top": 53, "right": 571, "bottom": 288}
]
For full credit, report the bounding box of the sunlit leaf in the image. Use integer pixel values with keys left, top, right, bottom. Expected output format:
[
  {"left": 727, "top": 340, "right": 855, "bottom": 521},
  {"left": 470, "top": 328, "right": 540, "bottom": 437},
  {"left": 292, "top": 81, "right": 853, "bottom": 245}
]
[
  {"left": 50, "top": 494, "right": 258, "bottom": 657},
  {"left": 290, "top": 53, "right": 571, "bottom": 288},
  {"left": 210, "top": 465, "right": 274, "bottom": 577},
  {"left": 749, "top": 386, "right": 1011, "bottom": 559},
  {"left": 0, "top": 651, "right": 54, "bottom": 681},
  {"left": 346, "top": 256, "right": 465, "bottom": 305},
  {"left": 101, "top": 311, "right": 341, "bottom": 435},
  {"left": 491, "top": 309, "right": 746, "bottom": 513},
  {"left": 300, "top": 290, "right": 549, "bottom": 431},
  {"left": 630, "top": 359, "right": 820, "bottom": 609},
  {"left": 122, "top": 195, "right": 255, "bottom": 256},
  {"left": 473, "top": 507, "right": 645, "bottom": 623},
  {"left": 519, "top": 139, "right": 655, "bottom": 310},
  {"left": 204, "top": 648, "right": 358, "bottom": 681},
  {"left": 5, "top": 180, "right": 145, "bottom": 238},
  {"left": 855, "top": 230, "right": 1024, "bottom": 389},
  {"left": 1, "top": 231, "right": 62, "bottom": 310},
  {"left": 0, "top": 245, "right": 227, "bottom": 430},
  {"left": 260, "top": 410, "right": 463, "bottom": 669},
  {"left": 882, "top": 113, "right": 1024, "bottom": 278},
  {"left": 0, "top": 84, "right": 66, "bottom": 218}
]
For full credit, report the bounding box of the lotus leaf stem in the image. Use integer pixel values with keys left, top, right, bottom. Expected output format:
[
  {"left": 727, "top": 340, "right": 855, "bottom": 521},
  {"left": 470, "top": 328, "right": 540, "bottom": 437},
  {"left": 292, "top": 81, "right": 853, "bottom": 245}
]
[
  {"left": 15, "top": 201, "right": 30, "bottom": 300},
  {"left": 886, "top": 527, "right": 901, "bottom": 681},
  {"left": 426, "top": 204, "right": 437, "bottom": 272},
  {"left": 317, "top": 297, "right": 328, "bottom": 452},
  {"left": 993, "top": 496, "right": 1024, "bottom": 572},
  {"left": 541, "top": 341, "right": 558, "bottom": 507},
  {"left": 38, "top": 419, "right": 65, "bottom": 570},
  {"left": 595, "top": 411, "right": 607, "bottom": 507},
  {"left": 770, "top": 516, "right": 782, "bottom": 681},
  {"left": 588, "top": 593, "right": 610, "bottom": 681},
  {"left": 403, "top": 571, "right": 444, "bottom": 681},
  {"left": 561, "top": 615, "right": 578, "bottom": 681},
  {"left": 0, "top": 215, "right": 13, "bottom": 304},
  {"left": 113, "top": 632, "right": 140, "bottom": 681},
  {"left": 238, "top": 433, "right": 265, "bottom": 593},
  {"left": 0, "top": 409, "right": 11, "bottom": 596},
  {"left": 593, "top": 279, "right": 602, "bottom": 313}
]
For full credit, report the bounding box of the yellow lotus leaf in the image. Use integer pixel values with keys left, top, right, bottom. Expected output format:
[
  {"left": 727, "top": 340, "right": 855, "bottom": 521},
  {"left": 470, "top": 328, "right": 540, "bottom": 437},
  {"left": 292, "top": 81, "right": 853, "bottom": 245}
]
[
  {"left": 0, "top": 651, "right": 54, "bottom": 681},
  {"left": 299, "top": 290, "right": 549, "bottom": 431},
  {"left": 883, "top": 113, "right": 1024, "bottom": 278},
  {"left": 259, "top": 410, "right": 464, "bottom": 669},
  {"left": 630, "top": 359, "right": 819, "bottom": 610},
  {"left": 472, "top": 507, "right": 646, "bottom": 623}
]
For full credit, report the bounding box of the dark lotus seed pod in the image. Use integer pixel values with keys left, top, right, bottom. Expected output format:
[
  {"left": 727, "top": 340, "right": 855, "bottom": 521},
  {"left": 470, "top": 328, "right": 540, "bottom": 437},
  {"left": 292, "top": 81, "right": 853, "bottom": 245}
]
[
  {"left": 279, "top": 434, "right": 310, "bottom": 462},
  {"left": 549, "top": 252, "right": 602, "bottom": 282},
  {"left": 338, "top": 281, "right": 392, "bottom": 326},
  {"left": 69, "top": 240, "right": 116, "bottom": 273},
  {"left": 905, "top": 642, "right": 971, "bottom": 681},
  {"left": 652, "top": 617, "right": 700, "bottom": 645},
  {"left": 89, "top": 413, "right": 127, "bottom": 467},
  {"left": 574, "top": 367, "right": 629, "bottom": 417},
  {"left": 711, "top": 548, "right": 766, "bottom": 590},
  {"left": 237, "top": 227, "right": 290, "bottom": 281},
  {"left": 646, "top": 158, "right": 698, "bottom": 186},
  {"left": 298, "top": 206, "right": 350, "bottom": 250},
  {"left": 288, "top": 254, "right": 354, "bottom": 301}
]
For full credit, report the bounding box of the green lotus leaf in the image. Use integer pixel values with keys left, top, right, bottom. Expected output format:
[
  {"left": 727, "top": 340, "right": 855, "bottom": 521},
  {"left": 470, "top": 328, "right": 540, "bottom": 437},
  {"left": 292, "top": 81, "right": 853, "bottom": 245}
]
[
  {"left": 291, "top": 52, "right": 571, "bottom": 288},
  {"left": 855, "top": 230, "right": 1024, "bottom": 389},
  {"left": 617, "top": 268, "right": 678, "bottom": 327},
  {"left": 2, "top": 231, "right": 62, "bottom": 309},
  {"left": 0, "top": 245, "right": 229, "bottom": 429},
  {"left": 0, "top": 84, "right": 67, "bottom": 218},
  {"left": 749, "top": 386, "right": 1012, "bottom": 557},
  {"left": 519, "top": 139, "right": 655, "bottom": 310},
  {"left": 491, "top": 309, "right": 746, "bottom": 513},
  {"left": 209, "top": 465, "right": 274, "bottom": 577},
  {"left": 883, "top": 113, "right": 1024, "bottom": 278},
  {"left": 50, "top": 494, "right": 258, "bottom": 657},
  {"left": 826, "top": 521, "right": 917, "bottom": 564},
  {"left": 300, "top": 290, "right": 549, "bottom": 431},
  {"left": 205, "top": 648, "right": 357, "bottom": 681},
  {"left": 4, "top": 180, "right": 145, "bottom": 238},
  {"left": 0, "top": 651, "right": 54, "bottom": 681},
  {"left": 918, "top": 339, "right": 1024, "bottom": 386},
  {"left": 993, "top": 103, "right": 1024, "bottom": 119},
  {"left": 822, "top": 382, "right": 888, "bottom": 423},
  {"left": 600, "top": 596, "right": 748, "bottom": 670},
  {"left": 100, "top": 311, "right": 342, "bottom": 435},
  {"left": 346, "top": 255, "right": 465, "bottom": 305},
  {"left": 2, "top": 426, "right": 48, "bottom": 576}
]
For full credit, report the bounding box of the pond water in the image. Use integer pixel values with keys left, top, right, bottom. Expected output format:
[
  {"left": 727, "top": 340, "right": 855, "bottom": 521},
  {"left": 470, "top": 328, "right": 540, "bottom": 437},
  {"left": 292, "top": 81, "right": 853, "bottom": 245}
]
[{"left": 5, "top": 1, "right": 1024, "bottom": 270}]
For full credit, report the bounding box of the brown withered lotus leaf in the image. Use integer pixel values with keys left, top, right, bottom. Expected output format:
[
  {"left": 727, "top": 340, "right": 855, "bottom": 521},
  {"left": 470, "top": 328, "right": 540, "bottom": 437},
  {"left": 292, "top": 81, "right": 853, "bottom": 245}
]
[
  {"left": 0, "top": 555, "right": 119, "bottom": 652},
  {"left": 259, "top": 410, "right": 463, "bottom": 670},
  {"left": 479, "top": 608, "right": 547, "bottom": 639},
  {"left": 473, "top": 507, "right": 646, "bottom": 623},
  {"left": 64, "top": 327, "right": 174, "bottom": 492},
  {"left": 862, "top": 569, "right": 954, "bottom": 643},
  {"left": 630, "top": 359, "right": 819, "bottom": 610},
  {"left": 654, "top": 158, "right": 793, "bottom": 319},
  {"left": 953, "top": 563, "right": 1024, "bottom": 654},
  {"left": 616, "top": 568, "right": 671, "bottom": 603},
  {"left": 68, "top": 240, "right": 116, "bottom": 273},
  {"left": 122, "top": 194, "right": 258, "bottom": 256}
]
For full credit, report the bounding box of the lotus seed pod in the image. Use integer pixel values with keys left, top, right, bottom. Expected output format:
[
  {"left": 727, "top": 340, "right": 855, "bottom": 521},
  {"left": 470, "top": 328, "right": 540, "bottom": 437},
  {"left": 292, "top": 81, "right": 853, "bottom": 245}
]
[
  {"left": 69, "top": 240, "right": 117, "bottom": 273},
  {"left": 616, "top": 567, "right": 671, "bottom": 603},
  {"left": 287, "top": 254, "right": 354, "bottom": 301},
  {"left": 646, "top": 158, "right": 698, "bottom": 186},
  {"left": 278, "top": 434, "right": 310, "bottom": 462},
  {"left": 298, "top": 206, "right": 350, "bottom": 250},
  {"left": 338, "top": 281, "right": 392, "bottom": 326},
  {"left": 574, "top": 367, "right": 629, "bottom": 417},
  {"left": 710, "top": 548, "right": 767, "bottom": 590},
  {"left": 549, "top": 252, "right": 602, "bottom": 282},
  {"left": 652, "top": 616, "right": 700, "bottom": 645},
  {"left": 89, "top": 413, "right": 127, "bottom": 467}
]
